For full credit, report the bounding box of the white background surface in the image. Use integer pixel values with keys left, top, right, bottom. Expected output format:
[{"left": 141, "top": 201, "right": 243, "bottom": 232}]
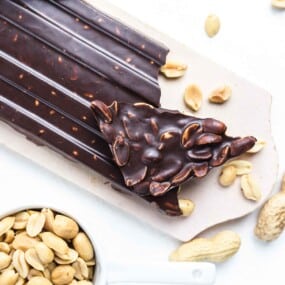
[{"left": 0, "top": 0, "right": 285, "bottom": 284}]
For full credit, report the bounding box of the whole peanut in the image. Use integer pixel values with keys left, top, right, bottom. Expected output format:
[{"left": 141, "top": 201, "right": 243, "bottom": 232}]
[
  {"left": 169, "top": 230, "right": 241, "bottom": 262},
  {"left": 255, "top": 174, "right": 285, "bottom": 241}
]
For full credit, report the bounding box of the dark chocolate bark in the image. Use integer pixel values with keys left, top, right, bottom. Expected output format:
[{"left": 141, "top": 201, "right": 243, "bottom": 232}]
[
  {"left": 91, "top": 100, "right": 256, "bottom": 197},
  {"left": 0, "top": 1, "right": 183, "bottom": 215},
  {"left": 0, "top": 83, "right": 181, "bottom": 215}
]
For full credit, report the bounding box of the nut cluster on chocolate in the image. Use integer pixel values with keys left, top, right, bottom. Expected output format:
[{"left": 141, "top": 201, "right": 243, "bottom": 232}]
[{"left": 91, "top": 100, "right": 256, "bottom": 197}]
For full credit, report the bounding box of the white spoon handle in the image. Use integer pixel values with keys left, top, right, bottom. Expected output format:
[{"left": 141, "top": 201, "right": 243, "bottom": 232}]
[{"left": 107, "top": 261, "right": 216, "bottom": 285}]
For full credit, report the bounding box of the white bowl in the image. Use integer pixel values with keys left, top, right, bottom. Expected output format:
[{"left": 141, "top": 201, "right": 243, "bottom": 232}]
[{"left": 0, "top": 205, "right": 216, "bottom": 285}]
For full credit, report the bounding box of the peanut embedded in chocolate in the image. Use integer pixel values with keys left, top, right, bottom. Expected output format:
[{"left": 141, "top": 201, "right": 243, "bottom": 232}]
[{"left": 91, "top": 100, "right": 256, "bottom": 197}]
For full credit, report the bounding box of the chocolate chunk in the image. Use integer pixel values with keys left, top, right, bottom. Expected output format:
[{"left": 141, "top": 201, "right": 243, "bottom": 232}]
[{"left": 91, "top": 100, "right": 257, "bottom": 197}]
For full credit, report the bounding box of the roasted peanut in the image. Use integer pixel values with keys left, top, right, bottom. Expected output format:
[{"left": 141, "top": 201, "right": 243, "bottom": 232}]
[
  {"left": 40, "top": 232, "right": 69, "bottom": 255},
  {"left": 160, "top": 62, "right": 187, "bottom": 78},
  {"left": 205, "top": 14, "right": 220, "bottom": 37},
  {"left": 183, "top": 84, "right": 203, "bottom": 112},
  {"left": 73, "top": 233, "right": 94, "bottom": 261},
  {"left": 223, "top": 160, "right": 252, "bottom": 175},
  {"left": 208, "top": 85, "right": 231, "bottom": 104},
  {"left": 34, "top": 242, "right": 54, "bottom": 265},
  {"left": 12, "top": 249, "right": 29, "bottom": 279},
  {"left": 272, "top": 0, "right": 285, "bottom": 8},
  {"left": 0, "top": 252, "right": 12, "bottom": 270},
  {"left": 12, "top": 233, "right": 39, "bottom": 251},
  {"left": 241, "top": 174, "right": 261, "bottom": 201},
  {"left": 26, "top": 213, "right": 46, "bottom": 237},
  {"left": 53, "top": 215, "right": 79, "bottom": 240},
  {"left": 170, "top": 230, "right": 241, "bottom": 262},
  {"left": 13, "top": 212, "right": 30, "bottom": 230},
  {"left": 3, "top": 230, "right": 15, "bottom": 244},
  {"left": 25, "top": 248, "right": 45, "bottom": 271},
  {"left": 178, "top": 199, "right": 195, "bottom": 216},
  {"left": 26, "top": 276, "right": 52, "bottom": 285},
  {"left": 0, "top": 217, "right": 15, "bottom": 237},
  {"left": 0, "top": 242, "right": 10, "bottom": 254},
  {"left": 51, "top": 265, "right": 75, "bottom": 285},
  {"left": 41, "top": 209, "right": 54, "bottom": 232},
  {"left": 27, "top": 269, "right": 44, "bottom": 280},
  {"left": 255, "top": 174, "right": 285, "bottom": 241},
  {"left": 0, "top": 269, "right": 19, "bottom": 285},
  {"left": 219, "top": 165, "right": 237, "bottom": 187}
]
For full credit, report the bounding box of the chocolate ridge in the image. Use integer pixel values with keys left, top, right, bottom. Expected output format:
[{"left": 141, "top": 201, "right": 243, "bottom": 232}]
[
  {"left": 1, "top": 0, "right": 163, "bottom": 106},
  {"left": 50, "top": 0, "right": 168, "bottom": 64}
]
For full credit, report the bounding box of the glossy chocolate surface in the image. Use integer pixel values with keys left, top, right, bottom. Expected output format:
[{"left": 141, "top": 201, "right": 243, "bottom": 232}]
[
  {"left": 91, "top": 100, "right": 256, "bottom": 197},
  {"left": 0, "top": 0, "right": 168, "bottom": 106}
]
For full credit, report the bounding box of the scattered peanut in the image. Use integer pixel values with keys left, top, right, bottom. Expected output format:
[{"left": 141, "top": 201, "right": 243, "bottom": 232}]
[
  {"left": 272, "top": 0, "right": 285, "bottom": 8},
  {"left": 208, "top": 85, "right": 232, "bottom": 104},
  {"left": 246, "top": 139, "right": 266, "bottom": 154},
  {"left": 219, "top": 165, "right": 237, "bottom": 187},
  {"left": 183, "top": 84, "right": 203, "bottom": 112},
  {"left": 223, "top": 160, "right": 252, "bottom": 175},
  {"left": 170, "top": 230, "right": 241, "bottom": 262},
  {"left": 255, "top": 174, "right": 285, "bottom": 241},
  {"left": 205, "top": 14, "right": 220, "bottom": 37},
  {"left": 160, "top": 61, "right": 187, "bottom": 78},
  {"left": 241, "top": 174, "right": 261, "bottom": 201},
  {"left": 178, "top": 199, "right": 195, "bottom": 216},
  {"left": 0, "top": 209, "right": 95, "bottom": 284}
]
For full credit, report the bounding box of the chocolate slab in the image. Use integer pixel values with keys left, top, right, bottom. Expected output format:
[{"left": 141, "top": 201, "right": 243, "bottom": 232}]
[
  {"left": 0, "top": 1, "right": 182, "bottom": 215},
  {"left": 0, "top": 0, "right": 168, "bottom": 106},
  {"left": 14, "top": 0, "right": 165, "bottom": 77},
  {"left": 91, "top": 100, "right": 256, "bottom": 197}
]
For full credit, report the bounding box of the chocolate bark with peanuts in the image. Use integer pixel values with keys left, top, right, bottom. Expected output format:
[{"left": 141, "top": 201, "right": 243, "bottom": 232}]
[
  {"left": 0, "top": 1, "right": 184, "bottom": 215},
  {"left": 91, "top": 100, "right": 256, "bottom": 196}
]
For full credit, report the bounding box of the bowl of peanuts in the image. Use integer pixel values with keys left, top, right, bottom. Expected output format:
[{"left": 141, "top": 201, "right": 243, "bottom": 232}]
[
  {"left": 0, "top": 205, "right": 216, "bottom": 285},
  {"left": 0, "top": 206, "right": 102, "bottom": 285}
]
